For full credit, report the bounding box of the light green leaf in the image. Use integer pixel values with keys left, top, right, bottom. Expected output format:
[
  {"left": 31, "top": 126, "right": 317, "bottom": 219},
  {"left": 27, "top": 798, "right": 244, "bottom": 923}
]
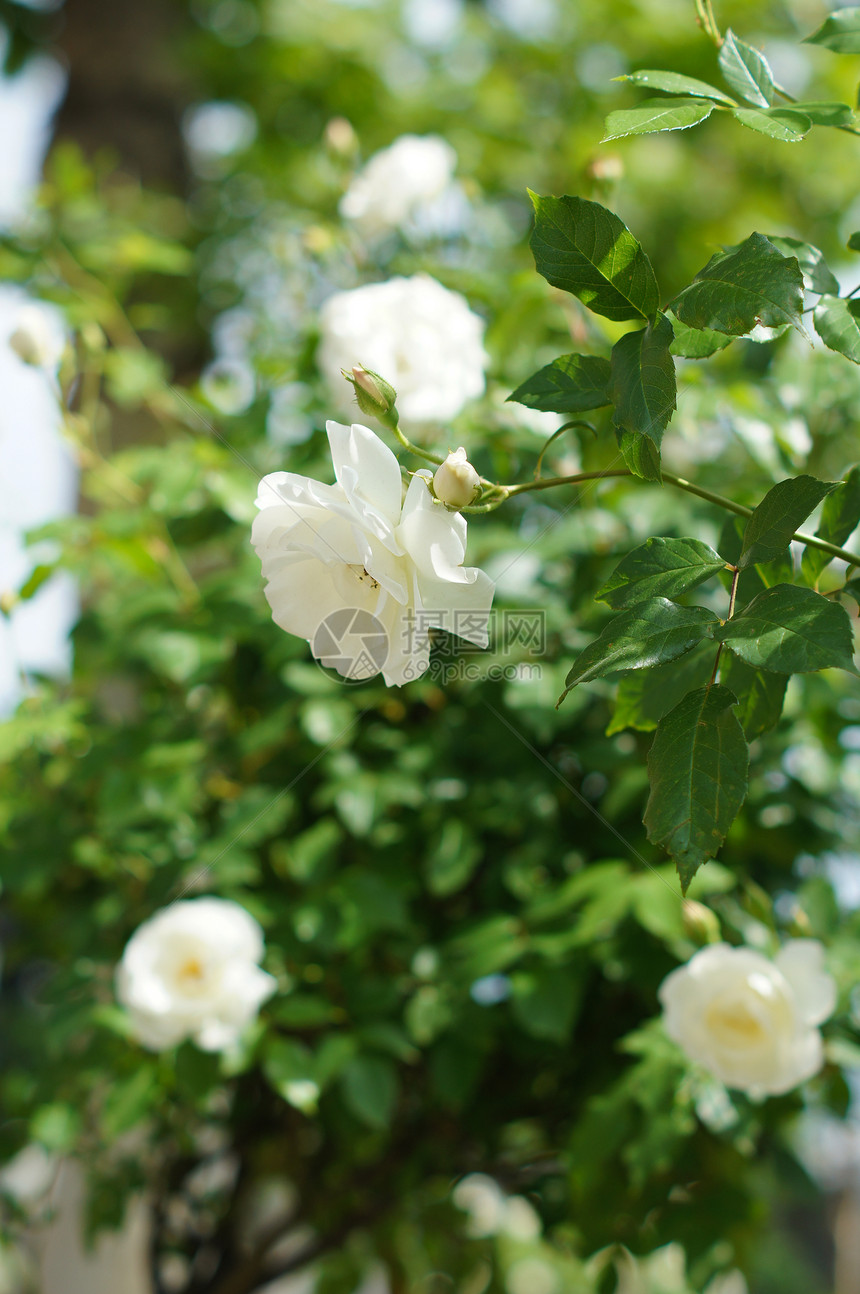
[
  {"left": 802, "top": 466, "right": 860, "bottom": 582},
  {"left": 764, "top": 236, "right": 840, "bottom": 295},
  {"left": 803, "top": 8, "right": 860, "bottom": 54},
  {"left": 671, "top": 233, "right": 805, "bottom": 337},
  {"left": 617, "top": 69, "right": 736, "bottom": 105},
  {"left": 529, "top": 192, "right": 660, "bottom": 322},
  {"left": 792, "top": 101, "right": 856, "bottom": 127},
  {"left": 719, "top": 654, "right": 788, "bottom": 739},
  {"left": 667, "top": 310, "right": 733, "bottom": 358},
  {"left": 607, "top": 642, "right": 715, "bottom": 734},
  {"left": 719, "top": 584, "right": 857, "bottom": 674},
  {"left": 814, "top": 295, "right": 860, "bottom": 364},
  {"left": 597, "top": 537, "right": 726, "bottom": 609},
  {"left": 731, "top": 107, "right": 811, "bottom": 141},
  {"left": 340, "top": 1054, "right": 398, "bottom": 1130},
  {"left": 507, "top": 353, "right": 611, "bottom": 413},
  {"left": 719, "top": 29, "right": 775, "bottom": 107},
  {"left": 644, "top": 685, "right": 749, "bottom": 890},
  {"left": 610, "top": 313, "right": 676, "bottom": 481},
  {"left": 602, "top": 97, "right": 715, "bottom": 142},
  {"left": 739, "top": 475, "right": 837, "bottom": 569},
  {"left": 559, "top": 599, "right": 719, "bottom": 701}
]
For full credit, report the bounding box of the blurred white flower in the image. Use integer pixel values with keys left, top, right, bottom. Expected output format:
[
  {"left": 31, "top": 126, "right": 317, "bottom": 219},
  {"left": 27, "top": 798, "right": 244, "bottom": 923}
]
[
  {"left": 452, "top": 1173, "right": 542, "bottom": 1241},
  {"left": 659, "top": 940, "right": 836, "bottom": 1096},
  {"left": 116, "top": 898, "right": 277, "bottom": 1052},
  {"left": 433, "top": 447, "right": 481, "bottom": 509},
  {"left": 317, "top": 274, "right": 488, "bottom": 423},
  {"left": 252, "top": 420, "right": 494, "bottom": 685},
  {"left": 339, "top": 134, "right": 457, "bottom": 238},
  {"left": 8, "top": 302, "right": 65, "bottom": 369}
]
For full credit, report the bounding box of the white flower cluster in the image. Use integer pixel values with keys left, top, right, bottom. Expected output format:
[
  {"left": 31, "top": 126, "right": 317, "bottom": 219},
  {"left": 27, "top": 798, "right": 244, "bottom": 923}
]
[
  {"left": 317, "top": 273, "right": 488, "bottom": 424},
  {"left": 339, "top": 134, "right": 459, "bottom": 240},
  {"left": 659, "top": 939, "right": 836, "bottom": 1096},
  {"left": 252, "top": 420, "right": 494, "bottom": 685},
  {"left": 116, "top": 897, "right": 276, "bottom": 1052}
]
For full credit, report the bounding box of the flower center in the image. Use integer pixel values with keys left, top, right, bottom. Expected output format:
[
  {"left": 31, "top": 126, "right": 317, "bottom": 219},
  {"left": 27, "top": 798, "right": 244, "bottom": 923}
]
[
  {"left": 177, "top": 956, "right": 206, "bottom": 985},
  {"left": 347, "top": 564, "right": 379, "bottom": 590},
  {"left": 705, "top": 999, "right": 767, "bottom": 1048}
]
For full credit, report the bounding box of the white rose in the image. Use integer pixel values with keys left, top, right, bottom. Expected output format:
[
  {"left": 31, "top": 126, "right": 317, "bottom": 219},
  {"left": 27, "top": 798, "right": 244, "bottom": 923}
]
[
  {"left": 317, "top": 274, "right": 488, "bottom": 424},
  {"left": 659, "top": 940, "right": 836, "bottom": 1096},
  {"left": 251, "top": 419, "right": 494, "bottom": 685},
  {"left": 433, "top": 447, "right": 481, "bottom": 509},
  {"left": 339, "top": 134, "right": 457, "bottom": 239},
  {"left": 116, "top": 897, "right": 277, "bottom": 1052}
]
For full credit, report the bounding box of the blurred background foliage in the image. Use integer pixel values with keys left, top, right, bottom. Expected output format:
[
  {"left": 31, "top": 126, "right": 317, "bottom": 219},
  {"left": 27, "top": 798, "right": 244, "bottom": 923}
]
[{"left": 2, "top": 0, "right": 860, "bottom": 1291}]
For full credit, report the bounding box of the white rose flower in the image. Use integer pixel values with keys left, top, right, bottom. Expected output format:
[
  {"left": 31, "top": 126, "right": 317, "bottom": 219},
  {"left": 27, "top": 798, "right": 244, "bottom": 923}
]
[
  {"left": 251, "top": 420, "right": 494, "bottom": 685},
  {"left": 317, "top": 274, "right": 488, "bottom": 424},
  {"left": 339, "top": 134, "right": 457, "bottom": 239},
  {"left": 659, "top": 940, "right": 836, "bottom": 1097},
  {"left": 8, "top": 302, "right": 66, "bottom": 369},
  {"left": 116, "top": 898, "right": 277, "bottom": 1053}
]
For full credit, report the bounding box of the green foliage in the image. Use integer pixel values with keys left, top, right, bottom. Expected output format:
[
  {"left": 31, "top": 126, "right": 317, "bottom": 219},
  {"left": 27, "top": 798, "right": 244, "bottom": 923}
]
[
  {"left": 602, "top": 97, "right": 716, "bottom": 141},
  {"left": 739, "top": 476, "right": 836, "bottom": 569},
  {"left": 560, "top": 600, "right": 719, "bottom": 697},
  {"left": 802, "top": 466, "right": 860, "bottom": 582},
  {"left": 804, "top": 8, "right": 860, "bottom": 55},
  {"left": 814, "top": 295, "right": 860, "bottom": 364},
  {"left": 597, "top": 538, "right": 726, "bottom": 609},
  {"left": 718, "top": 30, "right": 775, "bottom": 108},
  {"left": 717, "top": 585, "right": 857, "bottom": 674},
  {"left": 610, "top": 313, "right": 677, "bottom": 480},
  {"left": 671, "top": 234, "right": 805, "bottom": 336},
  {"left": 508, "top": 353, "right": 611, "bottom": 414}
]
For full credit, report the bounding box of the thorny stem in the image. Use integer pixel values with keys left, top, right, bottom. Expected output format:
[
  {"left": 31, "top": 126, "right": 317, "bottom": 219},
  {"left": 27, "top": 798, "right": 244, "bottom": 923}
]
[{"left": 709, "top": 564, "right": 740, "bottom": 687}]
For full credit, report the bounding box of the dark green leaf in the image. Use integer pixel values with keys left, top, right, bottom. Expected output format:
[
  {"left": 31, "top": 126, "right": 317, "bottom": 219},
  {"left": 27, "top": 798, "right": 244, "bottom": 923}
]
[
  {"left": 731, "top": 107, "right": 811, "bottom": 141},
  {"left": 802, "top": 466, "right": 860, "bottom": 581},
  {"left": 814, "top": 295, "right": 860, "bottom": 364},
  {"left": 849, "top": 232, "right": 860, "bottom": 252},
  {"left": 804, "top": 8, "right": 860, "bottom": 54},
  {"left": 597, "top": 537, "right": 726, "bottom": 609},
  {"left": 617, "top": 70, "right": 736, "bottom": 105},
  {"left": 667, "top": 311, "right": 733, "bottom": 358},
  {"left": 607, "top": 642, "right": 715, "bottom": 734},
  {"left": 560, "top": 599, "right": 719, "bottom": 701},
  {"left": 740, "top": 475, "right": 836, "bottom": 569},
  {"left": 644, "top": 685, "right": 749, "bottom": 890},
  {"left": 764, "top": 236, "right": 840, "bottom": 296},
  {"left": 602, "top": 97, "right": 715, "bottom": 142},
  {"left": 618, "top": 430, "right": 662, "bottom": 483},
  {"left": 529, "top": 192, "right": 660, "bottom": 322},
  {"left": 340, "top": 1054, "right": 398, "bottom": 1130},
  {"left": 719, "top": 584, "right": 857, "bottom": 674},
  {"left": 719, "top": 30, "right": 775, "bottom": 107},
  {"left": 510, "top": 965, "right": 583, "bottom": 1042},
  {"left": 671, "top": 233, "right": 805, "bottom": 337},
  {"left": 610, "top": 313, "right": 676, "bottom": 481},
  {"left": 507, "top": 353, "right": 611, "bottom": 413},
  {"left": 793, "top": 101, "right": 856, "bottom": 127},
  {"left": 719, "top": 654, "right": 788, "bottom": 739}
]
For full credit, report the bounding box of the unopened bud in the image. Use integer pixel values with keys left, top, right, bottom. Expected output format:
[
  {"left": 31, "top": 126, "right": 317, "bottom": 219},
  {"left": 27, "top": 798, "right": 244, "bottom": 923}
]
[
  {"left": 9, "top": 304, "right": 64, "bottom": 369},
  {"left": 432, "top": 447, "right": 481, "bottom": 510},
  {"left": 682, "top": 900, "right": 721, "bottom": 946},
  {"left": 342, "top": 364, "right": 399, "bottom": 428},
  {"left": 588, "top": 153, "right": 624, "bottom": 183}
]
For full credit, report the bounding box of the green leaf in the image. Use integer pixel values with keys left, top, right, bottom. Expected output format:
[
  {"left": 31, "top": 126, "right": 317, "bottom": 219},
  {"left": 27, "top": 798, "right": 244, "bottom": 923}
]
[
  {"left": 671, "top": 233, "right": 805, "bottom": 337},
  {"left": 804, "top": 8, "right": 860, "bottom": 55},
  {"left": 618, "top": 430, "right": 662, "bottom": 483},
  {"left": 814, "top": 295, "right": 860, "bottom": 364},
  {"left": 529, "top": 192, "right": 660, "bottom": 322},
  {"left": 507, "top": 353, "right": 611, "bottom": 413},
  {"left": 617, "top": 69, "right": 736, "bottom": 105},
  {"left": 645, "top": 685, "right": 749, "bottom": 890},
  {"left": 597, "top": 537, "right": 726, "bottom": 609},
  {"left": 667, "top": 310, "right": 733, "bottom": 358},
  {"left": 718, "top": 584, "right": 857, "bottom": 674},
  {"left": 731, "top": 107, "right": 811, "bottom": 142},
  {"left": 719, "top": 29, "right": 775, "bottom": 107},
  {"left": 602, "top": 97, "right": 715, "bottom": 142},
  {"left": 849, "top": 232, "right": 860, "bottom": 253},
  {"left": 610, "top": 313, "right": 676, "bottom": 481},
  {"left": 510, "top": 965, "right": 583, "bottom": 1042},
  {"left": 607, "top": 642, "right": 715, "bottom": 734},
  {"left": 340, "top": 1055, "right": 398, "bottom": 1130},
  {"left": 739, "top": 475, "right": 837, "bottom": 569},
  {"left": 719, "top": 654, "right": 788, "bottom": 739},
  {"left": 792, "top": 101, "right": 856, "bottom": 127},
  {"left": 802, "top": 466, "right": 860, "bottom": 581},
  {"left": 764, "top": 237, "right": 840, "bottom": 296},
  {"left": 559, "top": 599, "right": 719, "bottom": 701}
]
